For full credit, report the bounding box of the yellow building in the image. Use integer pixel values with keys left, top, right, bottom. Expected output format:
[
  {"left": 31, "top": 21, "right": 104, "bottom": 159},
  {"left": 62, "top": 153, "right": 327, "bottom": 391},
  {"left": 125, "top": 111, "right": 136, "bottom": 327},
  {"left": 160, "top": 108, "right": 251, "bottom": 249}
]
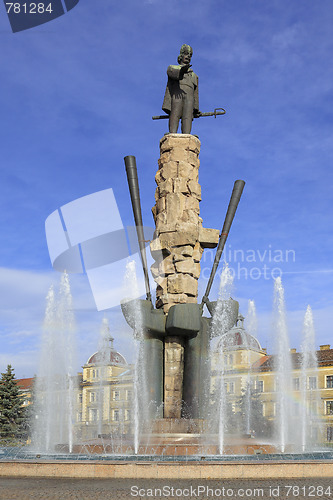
[
  {"left": 77, "top": 333, "right": 134, "bottom": 441},
  {"left": 211, "top": 314, "right": 333, "bottom": 445}
]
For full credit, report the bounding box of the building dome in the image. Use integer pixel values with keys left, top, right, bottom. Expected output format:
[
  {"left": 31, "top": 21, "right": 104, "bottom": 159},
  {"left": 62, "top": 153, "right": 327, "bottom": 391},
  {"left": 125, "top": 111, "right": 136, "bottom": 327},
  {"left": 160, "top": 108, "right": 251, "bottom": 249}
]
[
  {"left": 86, "top": 350, "right": 127, "bottom": 366},
  {"left": 216, "top": 314, "right": 262, "bottom": 352},
  {"left": 85, "top": 320, "right": 127, "bottom": 366}
]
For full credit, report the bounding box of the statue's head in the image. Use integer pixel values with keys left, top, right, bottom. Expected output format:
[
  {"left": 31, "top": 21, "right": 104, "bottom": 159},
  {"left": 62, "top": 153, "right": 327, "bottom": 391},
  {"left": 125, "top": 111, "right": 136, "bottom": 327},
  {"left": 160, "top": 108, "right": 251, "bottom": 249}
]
[{"left": 178, "top": 44, "right": 193, "bottom": 64}]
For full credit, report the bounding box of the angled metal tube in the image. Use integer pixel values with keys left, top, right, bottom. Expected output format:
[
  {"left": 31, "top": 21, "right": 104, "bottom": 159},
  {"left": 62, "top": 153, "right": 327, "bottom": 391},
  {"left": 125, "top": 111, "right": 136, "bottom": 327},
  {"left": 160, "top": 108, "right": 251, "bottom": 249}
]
[
  {"left": 201, "top": 179, "right": 245, "bottom": 307},
  {"left": 124, "top": 155, "right": 152, "bottom": 302}
]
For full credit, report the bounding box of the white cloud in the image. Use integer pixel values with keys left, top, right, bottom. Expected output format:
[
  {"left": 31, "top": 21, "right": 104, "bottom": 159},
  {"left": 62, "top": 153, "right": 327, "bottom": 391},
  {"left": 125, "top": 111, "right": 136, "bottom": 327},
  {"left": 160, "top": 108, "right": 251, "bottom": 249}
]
[{"left": 0, "top": 266, "right": 137, "bottom": 378}]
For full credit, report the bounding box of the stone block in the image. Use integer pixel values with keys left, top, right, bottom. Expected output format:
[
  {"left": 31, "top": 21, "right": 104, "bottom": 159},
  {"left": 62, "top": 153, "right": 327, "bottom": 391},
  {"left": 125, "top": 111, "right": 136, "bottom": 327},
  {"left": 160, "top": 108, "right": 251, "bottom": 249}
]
[
  {"left": 184, "top": 296, "right": 197, "bottom": 303},
  {"left": 159, "top": 229, "right": 199, "bottom": 248},
  {"left": 193, "top": 262, "right": 201, "bottom": 279},
  {"left": 150, "top": 261, "right": 160, "bottom": 279},
  {"left": 150, "top": 236, "right": 170, "bottom": 259},
  {"left": 169, "top": 147, "right": 190, "bottom": 162},
  {"left": 173, "top": 178, "right": 190, "bottom": 194},
  {"left": 155, "top": 212, "right": 177, "bottom": 233},
  {"left": 160, "top": 133, "right": 197, "bottom": 152},
  {"left": 173, "top": 245, "right": 194, "bottom": 260},
  {"left": 188, "top": 135, "right": 201, "bottom": 154},
  {"left": 159, "top": 134, "right": 178, "bottom": 152},
  {"left": 167, "top": 273, "right": 198, "bottom": 296},
  {"left": 159, "top": 150, "right": 171, "bottom": 164},
  {"left": 177, "top": 161, "right": 197, "bottom": 180},
  {"left": 155, "top": 169, "right": 163, "bottom": 185},
  {"left": 159, "top": 178, "right": 173, "bottom": 197},
  {"left": 155, "top": 196, "right": 165, "bottom": 213},
  {"left": 165, "top": 192, "right": 186, "bottom": 216},
  {"left": 185, "top": 196, "right": 200, "bottom": 213},
  {"left": 174, "top": 258, "right": 196, "bottom": 275},
  {"left": 161, "top": 292, "right": 187, "bottom": 304},
  {"left": 174, "top": 222, "right": 200, "bottom": 237},
  {"left": 159, "top": 255, "right": 175, "bottom": 275},
  {"left": 193, "top": 241, "right": 204, "bottom": 262},
  {"left": 151, "top": 204, "right": 157, "bottom": 222},
  {"left": 188, "top": 151, "right": 200, "bottom": 167},
  {"left": 180, "top": 209, "right": 201, "bottom": 225},
  {"left": 199, "top": 227, "right": 220, "bottom": 248},
  {"left": 188, "top": 180, "right": 201, "bottom": 200},
  {"left": 154, "top": 275, "right": 168, "bottom": 289},
  {"left": 159, "top": 161, "right": 178, "bottom": 179}
]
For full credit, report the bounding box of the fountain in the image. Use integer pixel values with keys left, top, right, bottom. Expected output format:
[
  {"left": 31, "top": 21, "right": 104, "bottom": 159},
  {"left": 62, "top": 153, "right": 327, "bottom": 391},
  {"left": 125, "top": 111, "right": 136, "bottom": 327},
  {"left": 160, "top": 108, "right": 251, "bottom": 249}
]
[
  {"left": 300, "top": 305, "right": 322, "bottom": 451},
  {"left": 30, "top": 115, "right": 328, "bottom": 459},
  {"left": 3, "top": 46, "right": 333, "bottom": 487},
  {"left": 273, "top": 277, "right": 293, "bottom": 452},
  {"left": 33, "top": 272, "right": 77, "bottom": 453}
]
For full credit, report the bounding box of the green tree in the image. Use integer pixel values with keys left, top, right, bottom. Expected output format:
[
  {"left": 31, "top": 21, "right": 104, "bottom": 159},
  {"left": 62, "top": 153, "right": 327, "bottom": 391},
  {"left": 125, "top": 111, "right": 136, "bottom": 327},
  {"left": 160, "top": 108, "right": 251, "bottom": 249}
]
[
  {"left": 236, "top": 384, "right": 273, "bottom": 438},
  {"left": 0, "top": 365, "right": 27, "bottom": 443}
]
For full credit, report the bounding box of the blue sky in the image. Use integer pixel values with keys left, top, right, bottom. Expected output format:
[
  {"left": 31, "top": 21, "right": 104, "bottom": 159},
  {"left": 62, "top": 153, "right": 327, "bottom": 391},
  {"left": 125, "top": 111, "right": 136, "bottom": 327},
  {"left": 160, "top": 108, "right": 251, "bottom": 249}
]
[{"left": 1, "top": 0, "right": 333, "bottom": 378}]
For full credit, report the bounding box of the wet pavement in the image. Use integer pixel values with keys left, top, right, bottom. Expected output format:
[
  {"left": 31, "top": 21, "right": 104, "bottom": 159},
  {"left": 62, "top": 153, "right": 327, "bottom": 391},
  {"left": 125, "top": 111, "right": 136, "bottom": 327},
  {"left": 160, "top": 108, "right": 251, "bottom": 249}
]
[{"left": 0, "top": 477, "right": 332, "bottom": 500}]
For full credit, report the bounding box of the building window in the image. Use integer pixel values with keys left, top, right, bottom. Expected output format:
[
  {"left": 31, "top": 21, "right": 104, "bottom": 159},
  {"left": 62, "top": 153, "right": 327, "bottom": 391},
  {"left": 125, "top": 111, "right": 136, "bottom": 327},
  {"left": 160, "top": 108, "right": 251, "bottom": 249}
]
[
  {"left": 326, "top": 376, "right": 333, "bottom": 389},
  {"left": 256, "top": 380, "right": 264, "bottom": 393},
  {"left": 113, "top": 410, "right": 119, "bottom": 421},
  {"left": 223, "top": 354, "right": 233, "bottom": 365},
  {"left": 327, "top": 427, "right": 333, "bottom": 442},
  {"left": 262, "top": 403, "right": 266, "bottom": 417},
  {"left": 90, "top": 392, "right": 97, "bottom": 403},
  {"left": 78, "top": 393, "right": 83, "bottom": 404},
  {"left": 125, "top": 410, "right": 131, "bottom": 421},
  {"left": 308, "top": 377, "right": 317, "bottom": 390},
  {"left": 293, "top": 402, "right": 300, "bottom": 416},
  {"left": 228, "top": 382, "right": 235, "bottom": 394},
  {"left": 90, "top": 409, "right": 98, "bottom": 421},
  {"left": 113, "top": 390, "right": 120, "bottom": 401},
  {"left": 126, "top": 390, "right": 132, "bottom": 401},
  {"left": 309, "top": 402, "right": 317, "bottom": 415},
  {"left": 326, "top": 401, "right": 333, "bottom": 415},
  {"left": 293, "top": 378, "right": 300, "bottom": 391}
]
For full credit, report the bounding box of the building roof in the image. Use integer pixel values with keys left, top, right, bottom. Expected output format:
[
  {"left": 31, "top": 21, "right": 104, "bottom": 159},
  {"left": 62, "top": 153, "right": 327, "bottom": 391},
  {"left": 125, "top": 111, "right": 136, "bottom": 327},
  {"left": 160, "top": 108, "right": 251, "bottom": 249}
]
[
  {"left": 252, "top": 349, "right": 333, "bottom": 372},
  {"left": 86, "top": 350, "right": 127, "bottom": 366},
  {"left": 15, "top": 378, "right": 34, "bottom": 390},
  {"left": 216, "top": 314, "right": 262, "bottom": 352},
  {"left": 85, "top": 326, "right": 128, "bottom": 366}
]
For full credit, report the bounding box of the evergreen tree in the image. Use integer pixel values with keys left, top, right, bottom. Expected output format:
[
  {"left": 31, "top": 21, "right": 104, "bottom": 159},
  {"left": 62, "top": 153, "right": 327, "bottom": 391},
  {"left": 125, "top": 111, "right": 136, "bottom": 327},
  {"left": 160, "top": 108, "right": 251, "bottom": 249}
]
[
  {"left": 236, "top": 384, "right": 273, "bottom": 438},
  {"left": 0, "top": 365, "right": 27, "bottom": 443}
]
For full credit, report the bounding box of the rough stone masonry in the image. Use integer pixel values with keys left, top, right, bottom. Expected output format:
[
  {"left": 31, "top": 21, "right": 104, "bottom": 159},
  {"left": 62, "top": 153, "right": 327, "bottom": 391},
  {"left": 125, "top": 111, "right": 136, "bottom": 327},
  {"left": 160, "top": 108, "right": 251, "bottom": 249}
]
[{"left": 150, "top": 133, "right": 219, "bottom": 418}]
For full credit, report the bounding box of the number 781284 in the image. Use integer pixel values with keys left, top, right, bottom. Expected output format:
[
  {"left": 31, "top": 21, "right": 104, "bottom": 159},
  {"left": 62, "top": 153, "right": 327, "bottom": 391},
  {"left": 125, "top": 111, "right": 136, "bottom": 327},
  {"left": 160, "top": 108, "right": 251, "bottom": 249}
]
[{"left": 6, "top": 3, "right": 53, "bottom": 14}]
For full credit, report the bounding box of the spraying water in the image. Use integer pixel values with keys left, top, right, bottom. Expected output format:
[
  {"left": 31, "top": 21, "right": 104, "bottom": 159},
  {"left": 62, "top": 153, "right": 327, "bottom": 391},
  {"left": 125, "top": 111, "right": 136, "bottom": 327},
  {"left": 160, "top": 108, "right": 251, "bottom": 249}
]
[
  {"left": 247, "top": 300, "right": 258, "bottom": 337},
  {"left": 243, "top": 300, "right": 258, "bottom": 434},
  {"left": 300, "top": 305, "right": 321, "bottom": 451},
  {"left": 273, "top": 277, "right": 292, "bottom": 452},
  {"left": 96, "top": 317, "right": 113, "bottom": 437},
  {"left": 210, "top": 263, "right": 234, "bottom": 454},
  {"left": 123, "top": 259, "right": 149, "bottom": 454},
  {"left": 33, "top": 272, "right": 77, "bottom": 453}
]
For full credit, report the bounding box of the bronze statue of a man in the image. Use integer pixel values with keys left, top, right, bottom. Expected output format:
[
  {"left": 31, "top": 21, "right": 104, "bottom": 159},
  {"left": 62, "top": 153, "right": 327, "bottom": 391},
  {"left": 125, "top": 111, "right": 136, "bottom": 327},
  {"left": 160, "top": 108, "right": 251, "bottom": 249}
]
[{"left": 162, "top": 44, "right": 200, "bottom": 134}]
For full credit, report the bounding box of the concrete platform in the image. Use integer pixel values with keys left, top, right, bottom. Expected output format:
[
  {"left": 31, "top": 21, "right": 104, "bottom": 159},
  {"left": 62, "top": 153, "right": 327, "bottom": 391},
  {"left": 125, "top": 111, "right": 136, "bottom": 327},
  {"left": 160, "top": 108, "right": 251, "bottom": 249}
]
[{"left": 1, "top": 459, "right": 333, "bottom": 479}]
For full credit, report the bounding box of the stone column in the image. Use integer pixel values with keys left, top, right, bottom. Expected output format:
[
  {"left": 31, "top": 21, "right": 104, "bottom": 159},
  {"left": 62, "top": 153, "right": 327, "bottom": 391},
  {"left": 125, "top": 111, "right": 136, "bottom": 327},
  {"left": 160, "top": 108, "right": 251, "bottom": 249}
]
[{"left": 150, "top": 133, "right": 219, "bottom": 419}]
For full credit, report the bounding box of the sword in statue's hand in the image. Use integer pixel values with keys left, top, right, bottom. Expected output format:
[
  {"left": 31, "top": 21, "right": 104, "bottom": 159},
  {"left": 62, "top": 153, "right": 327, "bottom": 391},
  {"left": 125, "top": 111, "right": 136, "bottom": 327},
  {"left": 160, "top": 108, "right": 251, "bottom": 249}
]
[{"left": 152, "top": 107, "right": 226, "bottom": 121}]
